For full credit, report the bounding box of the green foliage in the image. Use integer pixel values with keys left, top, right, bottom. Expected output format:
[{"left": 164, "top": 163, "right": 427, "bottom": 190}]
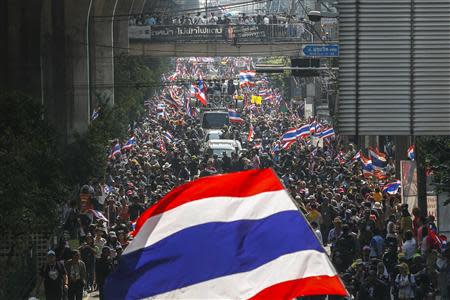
[
  {"left": 64, "top": 55, "right": 169, "bottom": 185},
  {"left": 419, "top": 136, "right": 450, "bottom": 204},
  {"left": 0, "top": 92, "right": 68, "bottom": 235}
]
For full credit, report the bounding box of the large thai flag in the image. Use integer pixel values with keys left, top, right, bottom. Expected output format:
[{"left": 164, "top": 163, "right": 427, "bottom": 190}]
[
  {"left": 296, "top": 124, "right": 311, "bottom": 138},
  {"left": 228, "top": 109, "right": 244, "bottom": 123},
  {"left": 281, "top": 128, "right": 299, "bottom": 142},
  {"left": 320, "top": 127, "right": 335, "bottom": 139},
  {"left": 104, "top": 169, "right": 347, "bottom": 299},
  {"left": 383, "top": 180, "right": 401, "bottom": 194},
  {"left": 369, "top": 147, "right": 387, "bottom": 170},
  {"left": 360, "top": 155, "right": 374, "bottom": 177},
  {"left": 239, "top": 70, "right": 256, "bottom": 87},
  {"left": 407, "top": 145, "right": 415, "bottom": 160}
]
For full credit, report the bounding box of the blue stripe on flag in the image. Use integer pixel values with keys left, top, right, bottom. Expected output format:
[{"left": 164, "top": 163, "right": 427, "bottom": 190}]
[{"left": 105, "top": 210, "right": 323, "bottom": 299}]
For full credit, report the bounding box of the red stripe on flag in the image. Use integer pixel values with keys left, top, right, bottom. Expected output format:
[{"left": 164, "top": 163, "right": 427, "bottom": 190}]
[
  {"left": 248, "top": 275, "right": 348, "bottom": 300},
  {"left": 133, "top": 169, "right": 284, "bottom": 236}
]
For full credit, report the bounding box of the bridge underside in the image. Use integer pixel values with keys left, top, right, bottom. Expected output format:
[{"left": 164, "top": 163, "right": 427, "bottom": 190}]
[{"left": 129, "top": 42, "right": 303, "bottom": 57}]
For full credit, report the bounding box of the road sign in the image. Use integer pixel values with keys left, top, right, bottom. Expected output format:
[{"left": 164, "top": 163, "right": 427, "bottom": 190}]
[{"left": 302, "top": 44, "right": 339, "bottom": 57}]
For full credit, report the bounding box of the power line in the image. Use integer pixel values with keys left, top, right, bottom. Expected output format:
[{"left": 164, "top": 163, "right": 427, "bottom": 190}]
[{"left": 92, "top": 0, "right": 269, "bottom": 21}]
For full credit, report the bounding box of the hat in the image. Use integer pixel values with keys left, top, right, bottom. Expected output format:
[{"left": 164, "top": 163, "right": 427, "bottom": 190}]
[
  {"left": 109, "top": 231, "right": 117, "bottom": 237},
  {"left": 47, "top": 250, "right": 56, "bottom": 256},
  {"left": 374, "top": 202, "right": 382, "bottom": 209}
]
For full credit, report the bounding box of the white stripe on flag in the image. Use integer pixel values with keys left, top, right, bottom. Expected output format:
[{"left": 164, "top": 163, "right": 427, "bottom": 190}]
[
  {"left": 124, "top": 190, "right": 297, "bottom": 255},
  {"left": 144, "top": 250, "right": 335, "bottom": 299}
]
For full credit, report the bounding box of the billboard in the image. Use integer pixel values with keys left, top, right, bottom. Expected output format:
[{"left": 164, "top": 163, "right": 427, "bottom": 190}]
[
  {"left": 400, "top": 160, "right": 417, "bottom": 213},
  {"left": 337, "top": 0, "right": 450, "bottom": 135}
]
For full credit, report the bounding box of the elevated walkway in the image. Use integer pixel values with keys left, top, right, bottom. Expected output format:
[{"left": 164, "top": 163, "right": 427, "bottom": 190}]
[{"left": 128, "top": 24, "right": 335, "bottom": 57}]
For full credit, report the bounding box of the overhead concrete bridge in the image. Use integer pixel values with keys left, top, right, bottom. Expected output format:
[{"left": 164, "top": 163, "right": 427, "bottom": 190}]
[{"left": 128, "top": 24, "right": 329, "bottom": 57}]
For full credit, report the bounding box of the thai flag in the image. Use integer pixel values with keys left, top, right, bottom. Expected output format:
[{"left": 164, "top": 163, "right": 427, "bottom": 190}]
[
  {"left": 281, "top": 128, "right": 299, "bottom": 142},
  {"left": 360, "top": 155, "right": 373, "bottom": 177},
  {"left": 122, "top": 136, "right": 136, "bottom": 151},
  {"left": 352, "top": 151, "right": 361, "bottom": 162},
  {"left": 407, "top": 145, "right": 415, "bottom": 160},
  {"left": 320, "top": 128, "right": 335, "bottom": 139},
  {"left": 109, "top": 143, "right": 121, "bottom": 159},
  {"left": 296, "top": 124, "right": 311, "bottom": 138},
  {"left": 89, "top": 209, "right": 109, "bottom": 222},
  {"left": 247, "top": 124, "right": 254, "bottom": 142},
  {"left": 309, "top": 121, "right": 317, "bottom": 134},
  {"left": 104, "top": 169, "right": 347, "bottom": 299},
  {"left": 282, "top": 140, "right": 296, "bottom": 150},
  {"left": 383, "top": 180, "right": 401, "bottom": 194},
  {"left": 91, "top": 107, "right": 100, "bottom": 121},
  {"left": 192, "top": 85, "right": 207, "bottom": 106},
  {"left": 198, "top": 79, "right": 207, "bottom": 94},
  {"left": 164, "top": 131, "right": 174, "bottom": 143},
  {"left": 239, "top": 70, "right": 256, "bottom": 87},
  {"left": 228, "top": 110, "right": 244, "bottom": 123},
  {"left": 369, "top": 147, "right": 387, "bottom": 170}
]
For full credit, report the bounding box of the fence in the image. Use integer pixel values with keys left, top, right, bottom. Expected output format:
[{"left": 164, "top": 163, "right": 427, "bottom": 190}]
[{"left": 0, "top": 233, "right": 50, "bottom": 299}]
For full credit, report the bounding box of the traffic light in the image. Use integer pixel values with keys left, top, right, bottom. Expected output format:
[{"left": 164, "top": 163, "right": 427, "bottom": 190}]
[{"left": 291, "top": 58, "right": 320, "bottom": 77}]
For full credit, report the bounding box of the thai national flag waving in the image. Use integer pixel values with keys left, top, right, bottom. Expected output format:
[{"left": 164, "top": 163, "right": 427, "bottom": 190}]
[
  {"left": 108, "top": 143, "right": 121, "bottom": 159},
  {"left": 369, "top": 147, "right": 387, "bottom": 170},
  {"left": 192, "top": 84, "right": 207, "bottom": 106},
  {"left": 383, "top": 180, "right": 401, "bottom": 194},
  {"left": 239, "top": 70, "right": 256, "bottom": 87},
  {"left": 281, "top": 128, "right": 299, "bottom": 142},
  {"left": 320, "top": 127, "right": 335, "bottom": 139},
  {"left": 228, "top": 110, "right": 244, "bottom": 123},
  {"left": 104, "top": 169, "right": 347, "bottom": 300},
  {"left": 122, "top": 136, "right": 136, "bottom": 151},
  {"left": 360, "top": 155, "right": 374, "bottom": 177}
]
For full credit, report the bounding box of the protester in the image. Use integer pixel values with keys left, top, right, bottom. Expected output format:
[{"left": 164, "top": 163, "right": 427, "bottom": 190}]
[{"left": 34, "top": 250, "right": 68, "bottom": 300}]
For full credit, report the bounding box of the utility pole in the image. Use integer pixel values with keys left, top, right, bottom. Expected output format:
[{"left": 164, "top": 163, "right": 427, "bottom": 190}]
[{"left": 415, "top": 136, "right": 428, "bottom": 217}]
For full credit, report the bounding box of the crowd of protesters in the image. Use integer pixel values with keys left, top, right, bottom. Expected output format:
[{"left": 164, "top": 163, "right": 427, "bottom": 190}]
[
  {"left": 32, "top": 57, "right": 450, "bottom": 300},
  {"left": 129, "top": 11, "right": 306, "bottom": 27}
]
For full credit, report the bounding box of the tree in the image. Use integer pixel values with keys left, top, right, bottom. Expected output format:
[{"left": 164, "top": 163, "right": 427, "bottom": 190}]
[
  {"left": 0, "top": 92, "right": 68, "bottom": 235},
  {"left": 419, "top": 136, "right": 450, "bottom": 204}
]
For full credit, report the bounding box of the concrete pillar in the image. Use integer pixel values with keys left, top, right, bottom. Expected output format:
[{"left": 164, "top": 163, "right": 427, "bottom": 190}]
[
  {"left": 64, "top": 0, "right": 94, "bottom": 135},
  {"left": 130, "top": 0, "right": 147, "bottom": 15},
  {"left": 4, "top": 0, "right": 43, "bottom": 97},
  {"left": 40, "top": 0, "right": 69, "bottom": 143},
  {"left": 113, "top": 0, "right": 135, "bottom": 56},
  {"left": 90, "top": 0, "right": 119, "bottom": 108}
]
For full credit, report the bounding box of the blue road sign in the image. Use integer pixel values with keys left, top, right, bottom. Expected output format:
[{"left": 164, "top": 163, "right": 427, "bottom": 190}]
[{"left": 302, "top": 44, "right": 339, "bottom": 57}]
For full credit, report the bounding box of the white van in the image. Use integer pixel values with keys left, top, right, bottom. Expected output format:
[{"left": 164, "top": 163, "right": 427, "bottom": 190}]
[{"left": 205, "top": 139, "right": 242, "bottom": 157}]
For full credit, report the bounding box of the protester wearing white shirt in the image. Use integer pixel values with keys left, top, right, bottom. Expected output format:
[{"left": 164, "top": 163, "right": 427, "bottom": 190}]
[{"left": 402, "top": 230, "right": 417, "bottom": 260}]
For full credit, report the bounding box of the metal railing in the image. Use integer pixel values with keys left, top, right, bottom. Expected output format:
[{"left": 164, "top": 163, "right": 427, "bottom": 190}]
[{"left": 129, "top": 24, "right": 314, "bottom": 43}]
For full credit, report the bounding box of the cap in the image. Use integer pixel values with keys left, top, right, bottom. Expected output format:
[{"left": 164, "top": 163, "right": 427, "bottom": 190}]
[{"left": 47, "top": 250, "right": 56, "bottom": 256}]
